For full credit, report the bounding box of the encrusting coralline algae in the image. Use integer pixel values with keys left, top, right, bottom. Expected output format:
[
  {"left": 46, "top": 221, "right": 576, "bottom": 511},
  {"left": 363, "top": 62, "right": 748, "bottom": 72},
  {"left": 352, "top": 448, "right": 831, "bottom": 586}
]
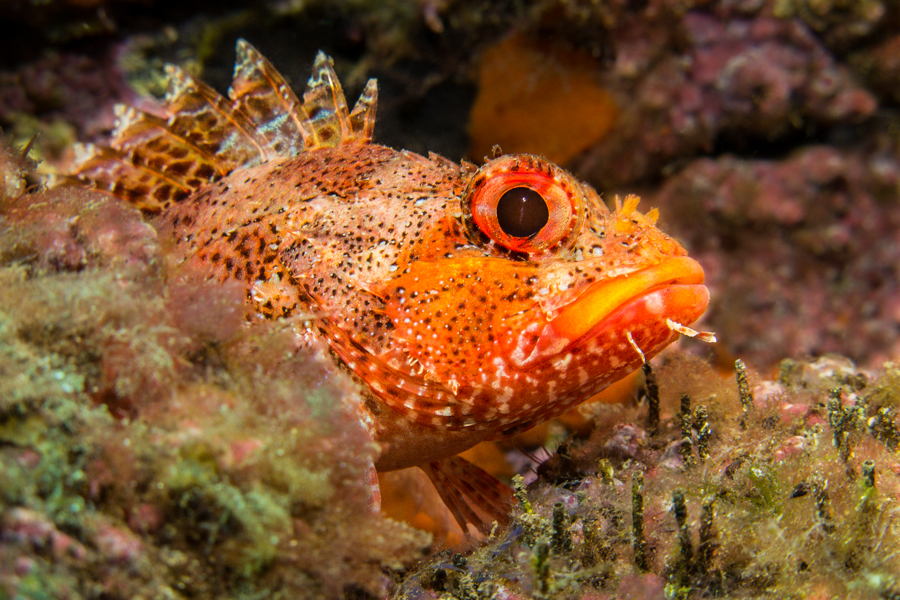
[{"left": 0, "top": 136, "right": 429, "bottom": 599}]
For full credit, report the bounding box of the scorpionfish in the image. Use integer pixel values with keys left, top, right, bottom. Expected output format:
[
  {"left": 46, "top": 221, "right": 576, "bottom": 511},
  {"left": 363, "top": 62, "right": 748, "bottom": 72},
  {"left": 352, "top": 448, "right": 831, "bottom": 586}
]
[{"left": 62, "top": 41, "right": 710, "bottom": 532}]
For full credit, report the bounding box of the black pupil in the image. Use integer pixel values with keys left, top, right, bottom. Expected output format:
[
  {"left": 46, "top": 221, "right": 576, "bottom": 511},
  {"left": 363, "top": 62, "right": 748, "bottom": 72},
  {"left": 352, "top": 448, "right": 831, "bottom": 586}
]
[{"left": 496, "top": 187, "right": 549, "bottom": 238}]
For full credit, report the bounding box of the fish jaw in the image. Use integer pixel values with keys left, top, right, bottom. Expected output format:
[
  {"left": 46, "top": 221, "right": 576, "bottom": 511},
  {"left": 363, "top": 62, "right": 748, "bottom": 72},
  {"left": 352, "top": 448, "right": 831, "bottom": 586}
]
[
  {"left": 377, "top": 249, "right": 709, "bottom": 434},
  {"left": 506, "top": 256, "right": 708, "bottom": 369}
]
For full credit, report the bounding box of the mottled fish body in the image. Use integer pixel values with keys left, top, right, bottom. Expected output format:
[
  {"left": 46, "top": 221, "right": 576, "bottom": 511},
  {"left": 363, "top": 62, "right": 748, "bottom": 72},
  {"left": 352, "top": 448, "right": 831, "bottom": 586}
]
[{"left": 61, "top": 41, "right": 710, "bottom": 531}]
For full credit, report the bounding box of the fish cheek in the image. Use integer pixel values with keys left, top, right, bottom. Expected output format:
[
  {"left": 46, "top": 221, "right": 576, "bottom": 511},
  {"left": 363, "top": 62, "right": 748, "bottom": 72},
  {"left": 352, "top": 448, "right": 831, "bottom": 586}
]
[{"left": 380, "top": 256, "right": 540, "bottom": 392}]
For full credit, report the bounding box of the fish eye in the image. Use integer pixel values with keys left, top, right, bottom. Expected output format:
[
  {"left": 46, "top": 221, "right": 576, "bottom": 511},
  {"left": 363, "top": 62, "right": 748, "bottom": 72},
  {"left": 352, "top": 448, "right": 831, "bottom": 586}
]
[
  {"left": 463, "top": 154, "right": 585, "bottom": 256},
  {"left": 496, "top": 187, "right": 549, "bottom": 238}
]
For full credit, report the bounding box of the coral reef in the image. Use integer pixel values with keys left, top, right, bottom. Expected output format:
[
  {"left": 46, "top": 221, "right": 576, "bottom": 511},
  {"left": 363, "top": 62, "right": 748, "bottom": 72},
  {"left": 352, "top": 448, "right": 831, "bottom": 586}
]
[
  {"left": 851, "top": 33, "right": 900, "bottom": 105},
  {"left": 568, "top": 4, "right": 879, "bottom": 188},
  {"left": 0, "top": 47, "right": 140, "bottom": 167}
]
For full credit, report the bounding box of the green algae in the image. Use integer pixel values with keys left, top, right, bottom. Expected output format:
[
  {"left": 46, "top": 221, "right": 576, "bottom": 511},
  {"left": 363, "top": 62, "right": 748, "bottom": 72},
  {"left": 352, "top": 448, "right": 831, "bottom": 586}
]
[
  {"left": 394, "top": 354, "right": 900, "bottom": 599},
  {"left": 0, "top": 161, "right": 429, "bottom": 599},
  {"left": 743, "top": 464, "right": 783, "bottom": 515}
]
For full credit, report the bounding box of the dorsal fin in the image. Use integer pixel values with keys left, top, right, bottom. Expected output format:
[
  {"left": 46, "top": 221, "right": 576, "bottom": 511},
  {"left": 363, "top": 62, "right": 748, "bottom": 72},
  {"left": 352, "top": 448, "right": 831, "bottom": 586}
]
[
  {"left": 300, "top": 51, "right": 378, "bottom": 148},
  {"left": 229, "top": 40, "right": 310, "bottom": 157},
  {"left": 61, "top": 40, "right": 378, "bottom": 211}
]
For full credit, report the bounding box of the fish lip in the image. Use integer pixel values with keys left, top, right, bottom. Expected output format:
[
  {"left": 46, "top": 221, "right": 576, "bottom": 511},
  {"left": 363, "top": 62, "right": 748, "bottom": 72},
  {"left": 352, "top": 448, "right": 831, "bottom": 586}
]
[
  {"left": 508, "top": 257, "right": 708, "bottom": 369},
  {"left": 550, "top": 256, "right": 705, "bottom": 339}
]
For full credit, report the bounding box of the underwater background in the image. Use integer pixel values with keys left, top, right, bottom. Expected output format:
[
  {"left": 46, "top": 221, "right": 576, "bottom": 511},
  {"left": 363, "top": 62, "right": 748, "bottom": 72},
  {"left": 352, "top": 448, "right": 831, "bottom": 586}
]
[{"left": 1, "top": 1, "right": 900, "bottom": 598}]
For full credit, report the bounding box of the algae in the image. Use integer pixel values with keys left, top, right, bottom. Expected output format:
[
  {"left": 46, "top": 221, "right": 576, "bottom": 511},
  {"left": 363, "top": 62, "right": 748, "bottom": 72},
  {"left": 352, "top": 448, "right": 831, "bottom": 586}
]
[
  {"left": 0, "top": 143, "right": 429, "bottom": 599},
  {"left": 394, "top": 354, "right": 900, "bottom": 599}
]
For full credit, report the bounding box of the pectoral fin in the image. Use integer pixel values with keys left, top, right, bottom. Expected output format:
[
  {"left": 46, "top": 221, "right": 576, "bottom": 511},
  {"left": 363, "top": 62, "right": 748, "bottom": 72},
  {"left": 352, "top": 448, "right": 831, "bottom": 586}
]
[{"left": 421, "top": 455, "right": 514, "bottom": 537}]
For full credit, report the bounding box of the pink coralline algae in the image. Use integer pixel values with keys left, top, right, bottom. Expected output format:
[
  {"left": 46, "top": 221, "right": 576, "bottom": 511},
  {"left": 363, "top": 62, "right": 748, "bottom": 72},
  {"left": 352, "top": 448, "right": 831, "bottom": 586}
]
[
  {"left": 0, "top": 48, "right": 138, "bottom": 141},
  {"left": 572, "top": 7, "right": 877, "bottom": 188},
  {"left": 853, "top": 33, "right": 900, "bottom": 105},
  {"left": 0, "top": 147, "right": 430, "bottom": 600},
  {"left": 684, "top": 13, "right": 874, "bottom": 127},
  {"left": 650, "top": 144, "right": 900, "bottom": 368},
  {"left": 2, "top": 185, "right": 158, "bottom": 272}
]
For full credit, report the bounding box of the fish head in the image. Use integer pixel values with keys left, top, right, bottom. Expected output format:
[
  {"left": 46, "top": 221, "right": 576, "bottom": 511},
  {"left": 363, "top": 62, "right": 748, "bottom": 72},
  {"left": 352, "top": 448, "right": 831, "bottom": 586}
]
[{"left": 372, "top": 153, "right": 709, "bottom": 436}]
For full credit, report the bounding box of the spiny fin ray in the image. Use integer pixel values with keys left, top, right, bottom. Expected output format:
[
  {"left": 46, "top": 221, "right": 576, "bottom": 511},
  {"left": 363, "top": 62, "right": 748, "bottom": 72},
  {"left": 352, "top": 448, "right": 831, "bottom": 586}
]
[
  {"left": 299, "top": 51, "right": 377, "bottom": 149},
  {"left": 110, "top": 104, "right": 226, "bottom": 183},
  {"left": 63, "top": 40, "right": 378, "bottom": 209},
  {"left": 162, "top": 64, "right": 265, "bottom": 170},
  {"left": 422, "top": 456, "right": 513, "bottom": 536},
  {"left": 349, "top": 78, "right": 378, "bottom": 143},
  {"left": 229, "top": 40, "right": 309, "bottom": 157}
]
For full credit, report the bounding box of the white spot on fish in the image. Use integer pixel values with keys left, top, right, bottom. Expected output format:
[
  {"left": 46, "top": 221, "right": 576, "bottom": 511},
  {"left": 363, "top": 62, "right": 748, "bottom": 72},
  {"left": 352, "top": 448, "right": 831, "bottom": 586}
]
[{"left": 645, "top": 293, "right": 664, "bottom": 315}]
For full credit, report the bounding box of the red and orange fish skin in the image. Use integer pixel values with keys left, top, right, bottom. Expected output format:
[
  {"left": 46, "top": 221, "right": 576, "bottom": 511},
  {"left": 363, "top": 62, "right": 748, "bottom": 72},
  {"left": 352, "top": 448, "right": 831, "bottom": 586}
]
[
  {"left": 156, "top": 143, "right": 708, "bottom": 472},
  {"left": 63, "top": 43, "right": 708, "bottom": 477}
]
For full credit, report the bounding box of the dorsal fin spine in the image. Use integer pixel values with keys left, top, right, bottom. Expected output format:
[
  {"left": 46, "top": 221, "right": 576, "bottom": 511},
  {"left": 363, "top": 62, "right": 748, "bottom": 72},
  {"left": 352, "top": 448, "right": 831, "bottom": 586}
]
[
  {"left": 63, "top": 41, "right": 378, "bottom": 210},
  {"left": 349, "top": 78, "right": 378, "bottom": 142},
  {"left": 312, "top": 51, "right": 352, "bottom": 143},
  {"left": 231, "top": 40, "right": 306, "bottom": 157},
  {"left": 163, "top": 64, "right": 266, "bottom": 164},
  {"left": 243, "top": 39, "right": 322, "bottom": 156}
]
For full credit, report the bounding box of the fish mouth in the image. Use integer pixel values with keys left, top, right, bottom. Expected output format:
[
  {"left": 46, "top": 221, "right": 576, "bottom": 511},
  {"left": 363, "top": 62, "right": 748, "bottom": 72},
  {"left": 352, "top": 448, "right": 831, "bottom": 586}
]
[{"left": 508, "top": 256, "right": 709, "bottom": 368}]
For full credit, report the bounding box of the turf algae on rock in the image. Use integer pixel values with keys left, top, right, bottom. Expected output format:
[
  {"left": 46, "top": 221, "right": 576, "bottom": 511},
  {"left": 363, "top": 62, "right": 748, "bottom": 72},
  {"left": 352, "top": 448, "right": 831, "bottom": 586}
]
[
  {"left": 0, "top": 137, "right": 429, "bottom": 600},
  {"left": 392, "top": 354, "right": 900, "bottom": 599}
]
